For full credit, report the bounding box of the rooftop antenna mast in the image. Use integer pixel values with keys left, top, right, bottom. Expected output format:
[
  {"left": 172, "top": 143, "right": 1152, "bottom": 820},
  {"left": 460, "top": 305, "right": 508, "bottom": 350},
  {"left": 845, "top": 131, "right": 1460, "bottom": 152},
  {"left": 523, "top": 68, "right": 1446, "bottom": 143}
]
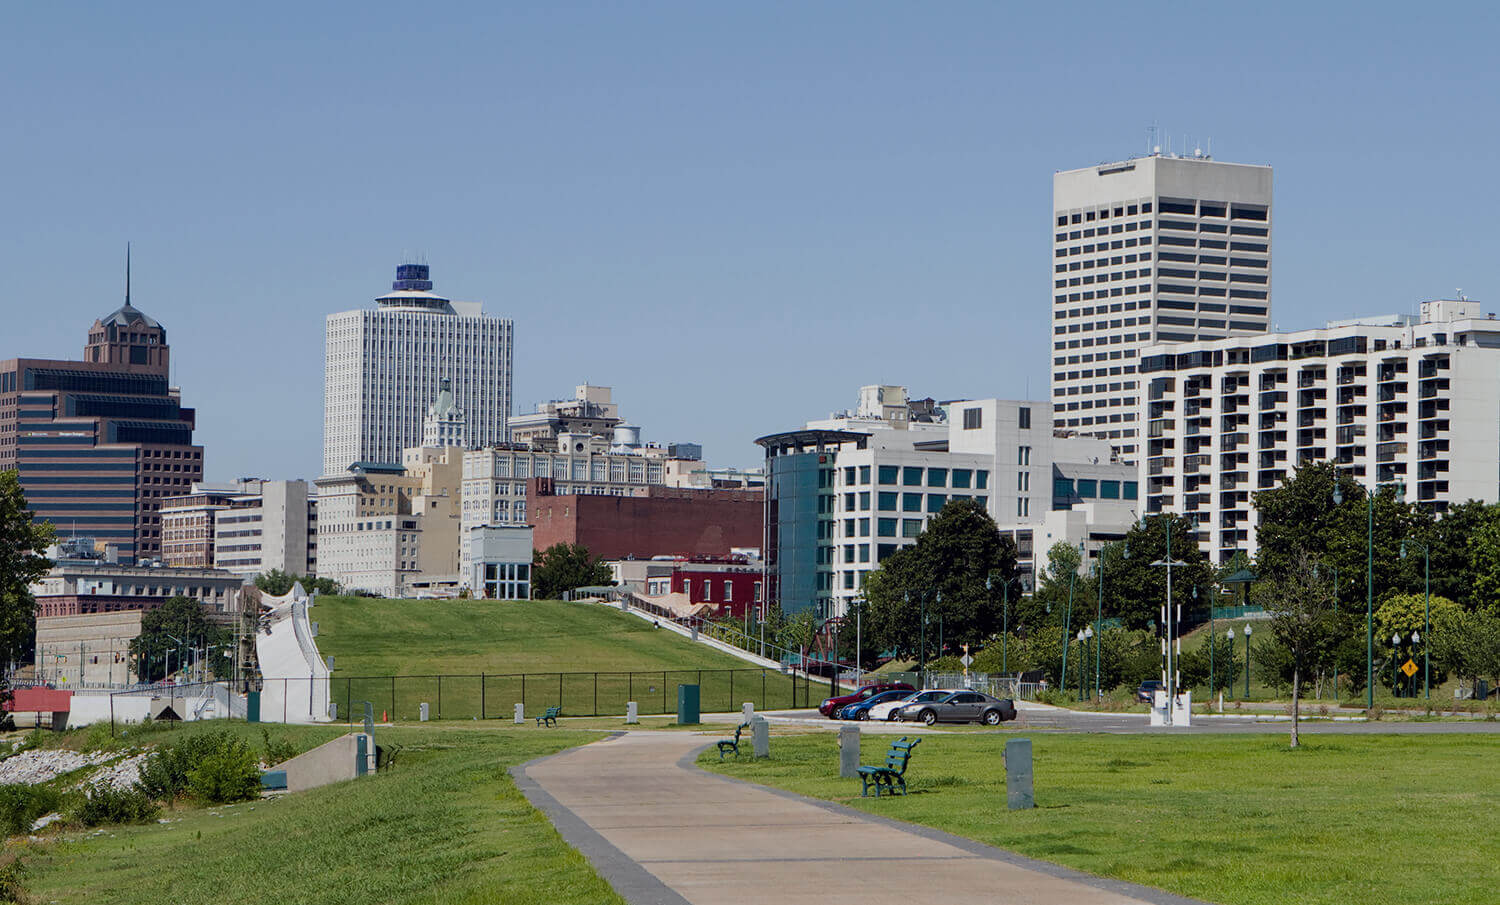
[{"left": 125, "top": 242, "right": 131, "bottom": 307}]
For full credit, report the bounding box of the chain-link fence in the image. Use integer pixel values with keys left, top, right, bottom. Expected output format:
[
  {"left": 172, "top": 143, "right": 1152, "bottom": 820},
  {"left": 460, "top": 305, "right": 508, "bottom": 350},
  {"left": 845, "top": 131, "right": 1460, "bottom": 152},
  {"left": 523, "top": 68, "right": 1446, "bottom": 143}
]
[{"left": 288, "top": 668, "right": 816, "bottom": 722}]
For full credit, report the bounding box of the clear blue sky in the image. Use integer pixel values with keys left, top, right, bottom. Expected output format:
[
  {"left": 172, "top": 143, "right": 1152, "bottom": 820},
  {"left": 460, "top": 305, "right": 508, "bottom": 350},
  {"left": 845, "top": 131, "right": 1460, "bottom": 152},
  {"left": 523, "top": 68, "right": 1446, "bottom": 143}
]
[{"left": 5, "top": 3, "right": 1498, "bottom": 480}]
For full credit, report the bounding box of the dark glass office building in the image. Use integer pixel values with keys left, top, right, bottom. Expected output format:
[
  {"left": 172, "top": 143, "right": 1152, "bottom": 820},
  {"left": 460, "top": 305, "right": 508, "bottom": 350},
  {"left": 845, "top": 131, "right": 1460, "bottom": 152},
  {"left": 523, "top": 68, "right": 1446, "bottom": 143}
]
[{"left": 0, "top": 297, "right": 203, "bottom": 561}]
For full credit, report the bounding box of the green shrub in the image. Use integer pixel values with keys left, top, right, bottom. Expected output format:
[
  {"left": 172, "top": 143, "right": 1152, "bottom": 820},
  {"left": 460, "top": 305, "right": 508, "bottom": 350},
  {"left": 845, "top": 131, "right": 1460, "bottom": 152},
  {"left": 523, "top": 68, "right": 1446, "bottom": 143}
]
[
  {"left": 187, "top": 739, "right": 261, "bottom": 804},
  {"left": 138, "top": 730, "right": 261, "bottom": 802},
  {"left": 0, "top": 784, "right": 65, "bottom": 836},
  {"left": 0, "top": 852, "right": 25, "bottom": 904},
  {"left": 73, "top": 783, "right": 159, "bottom": 826},
  {"left": 261, "top": 728, "right": 298, "bottom": 766}
]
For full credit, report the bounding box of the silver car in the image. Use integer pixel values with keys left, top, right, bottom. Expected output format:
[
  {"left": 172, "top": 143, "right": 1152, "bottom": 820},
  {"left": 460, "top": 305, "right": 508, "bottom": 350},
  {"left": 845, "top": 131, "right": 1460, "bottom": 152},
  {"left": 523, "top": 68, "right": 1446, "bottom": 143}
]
[
  {"left": 866, "top": 689, "right": 954, "bottom": 721},
  {"left": 896, "top": 690, "right": 1017, "bottom": 726}
]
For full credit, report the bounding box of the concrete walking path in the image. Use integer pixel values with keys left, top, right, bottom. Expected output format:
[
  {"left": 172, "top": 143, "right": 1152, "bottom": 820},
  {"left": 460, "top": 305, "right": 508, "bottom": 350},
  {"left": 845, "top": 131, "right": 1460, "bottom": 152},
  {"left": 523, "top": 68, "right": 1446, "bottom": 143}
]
[{"left": 514, "top": 731, "right": 1205, "bottom": 905}]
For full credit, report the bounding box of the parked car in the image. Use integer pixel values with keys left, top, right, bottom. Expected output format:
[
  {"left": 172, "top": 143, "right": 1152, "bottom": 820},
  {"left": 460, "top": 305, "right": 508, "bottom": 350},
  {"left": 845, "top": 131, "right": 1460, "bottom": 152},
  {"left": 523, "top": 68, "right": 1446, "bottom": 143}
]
[
  {"left": 1135, "top": 680, "right": 1164, "bottom": 704},
  {"left": 818, "top": 681, "right": 916, "bottom": 718},
  {"left": 866, "top": 689, "right": 953, "bottom": 722},
  {"left": 896, "top": 690, "right": 1017, "bottom": 726},
  {"left": 837, "top": 689, "right": 918, "bottom": 721}
]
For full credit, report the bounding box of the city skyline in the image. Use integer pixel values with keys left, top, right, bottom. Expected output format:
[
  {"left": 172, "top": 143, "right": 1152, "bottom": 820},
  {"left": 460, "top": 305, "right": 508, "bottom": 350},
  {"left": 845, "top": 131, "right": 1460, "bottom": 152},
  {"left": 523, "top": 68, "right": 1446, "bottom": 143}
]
[{"left": 5, "top": 5, "right": 1499, "bottom": 481}]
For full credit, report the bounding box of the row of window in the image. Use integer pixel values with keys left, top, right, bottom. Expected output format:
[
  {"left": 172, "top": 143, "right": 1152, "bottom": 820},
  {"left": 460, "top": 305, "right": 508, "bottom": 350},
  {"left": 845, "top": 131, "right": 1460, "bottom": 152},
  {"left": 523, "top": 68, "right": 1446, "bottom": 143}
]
[
  {"left": 1053, "top": 478, "right": 1139, "bottom": 500},
  {"left": 822, "top": 465, "right": 993, "bottom": 490}
]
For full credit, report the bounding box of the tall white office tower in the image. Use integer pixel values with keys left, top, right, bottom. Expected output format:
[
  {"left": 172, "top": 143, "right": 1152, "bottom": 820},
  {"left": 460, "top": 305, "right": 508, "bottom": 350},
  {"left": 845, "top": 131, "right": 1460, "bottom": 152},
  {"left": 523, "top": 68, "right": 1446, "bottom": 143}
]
[
  {"left": 1051, "top": 152, "right": 1273, "bottom": 461},
  {"left": 324, "top": 264, "right": 513, "bottom": 475}
]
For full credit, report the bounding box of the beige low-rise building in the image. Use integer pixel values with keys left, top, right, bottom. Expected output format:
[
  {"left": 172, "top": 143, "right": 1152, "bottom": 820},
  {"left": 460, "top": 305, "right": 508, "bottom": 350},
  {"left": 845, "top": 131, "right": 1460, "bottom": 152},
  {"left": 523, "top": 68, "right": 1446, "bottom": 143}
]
[{"left": 35, "top": 611, "right": 142, "bottom": 687}]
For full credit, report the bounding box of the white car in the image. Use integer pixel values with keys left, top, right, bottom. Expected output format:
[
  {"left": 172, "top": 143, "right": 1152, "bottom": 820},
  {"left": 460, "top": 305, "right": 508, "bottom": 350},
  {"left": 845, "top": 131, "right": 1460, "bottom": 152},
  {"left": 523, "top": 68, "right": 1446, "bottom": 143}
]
[{"left": 866, "top": 689, "right": 953, "bottom": 721}]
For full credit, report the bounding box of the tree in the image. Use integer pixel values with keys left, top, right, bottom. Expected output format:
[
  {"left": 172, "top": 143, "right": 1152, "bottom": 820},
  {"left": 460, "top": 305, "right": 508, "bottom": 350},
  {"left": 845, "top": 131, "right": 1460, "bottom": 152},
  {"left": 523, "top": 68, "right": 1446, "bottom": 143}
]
[
  {"left": 1104, "top": 515, "right": 1213, "bottom": 631},
  {"left": 130, "top": 596, "right": 230, "bottom": 683},
  {"left": 1255, "top": 463, "right": 1424, "bottom": 612},
  {"left": 0, "top": 471, "right": 54, "bottom": 705},
  {"left": 861, "top": 500, "right": 1019, "bottom": 659},
  {"left": 253, "top": 570, "right": 342, "bottom": 597},
  {"left": 531, "top": 543, "right": 612, "bottom": 600},
  {"left": 1428, "top": 609, "right": 1500, "bottom": 697},
  {"left": 1255, "top": 550, "right": 1339, "bottom": 748}
]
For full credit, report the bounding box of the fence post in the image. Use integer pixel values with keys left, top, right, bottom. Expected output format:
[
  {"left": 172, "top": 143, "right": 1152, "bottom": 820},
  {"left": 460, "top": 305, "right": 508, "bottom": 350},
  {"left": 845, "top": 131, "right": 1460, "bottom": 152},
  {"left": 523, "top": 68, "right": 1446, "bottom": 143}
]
[
  {"left": 522, "top": 674, "right": 526, "bottom": 711},
  {"left": 628, "top": 672, "right": 633, "bottom": 702},
  {"left": 558, "top": 673, "right": 564, "bottom": 710},
  {"left": 438, "top": 675, "right": 442, "bottom": 721},
  {"left": 594, "top": 673, "right": 598, "bottom": 717},
  {"left": 762, "top": 671, "right": 766, "bottom": 711},
  {"left": 662, "top": 671, "right": 667, "bottom": 714},
  {"left": 391, "top": 676, "right": 396, "bottom": 721},
  {"left": 729, "top": 670, "right": 734, "bottom": 713},
  {"left": 481, "top": 672, "right": 486, "bottom": 719}
]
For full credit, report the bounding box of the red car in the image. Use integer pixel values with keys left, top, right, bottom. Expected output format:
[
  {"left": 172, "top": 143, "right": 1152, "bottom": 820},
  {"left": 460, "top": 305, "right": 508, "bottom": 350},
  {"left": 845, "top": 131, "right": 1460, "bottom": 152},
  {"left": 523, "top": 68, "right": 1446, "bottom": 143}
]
[{"left": 818, "top": 681, "right": 917, "bottom": 718}]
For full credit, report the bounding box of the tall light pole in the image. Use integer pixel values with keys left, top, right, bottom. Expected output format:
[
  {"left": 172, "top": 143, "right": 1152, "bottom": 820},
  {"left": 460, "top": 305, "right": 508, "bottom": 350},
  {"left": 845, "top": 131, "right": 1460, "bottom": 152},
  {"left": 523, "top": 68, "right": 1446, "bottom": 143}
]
[
  {"left": 1227, "top": 627, "right": 1236, "bottom": 700},
  {"left": 1075, "top": 629, "right": 1087, "bottom": 701},
  {"left": 1092, "top": 557, "right": 1105, "bottom": 701},
  {"left": 1059, "top": 542, "right": 1083, "bottom": 700},
  {"left": 986, "top": 572, "right": 1025, "bottom": 677},
  {"left": 1243, "top": 623, "right": 1253, "bottom": 699},
  {"left": 1400, "top": 539, "right": 1431, "bottom": 699},
  {"left": 1333, "top": 480, "right": 1375, "bottom": 709}
]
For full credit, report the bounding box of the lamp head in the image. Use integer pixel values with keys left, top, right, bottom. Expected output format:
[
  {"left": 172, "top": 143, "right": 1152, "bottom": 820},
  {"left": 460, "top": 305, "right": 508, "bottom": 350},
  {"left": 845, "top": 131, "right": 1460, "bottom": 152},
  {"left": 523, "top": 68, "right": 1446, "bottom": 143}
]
[
  {"left": 1244, "top": 624, "right": 1253, "bottom": 637},
  {"left": 1400, "top": 540, "right": 1407, "bottom": 559},
  {"left": 1332, "top": 484, "right": 1344, "bottom": 505},
  {"left": 1227, "top": 628, "right": 1235, "bottom": 639},
  {"left": 1412, "top": 631, "right": 1421, "bottom": 644},
  {"left": 1392, "top": 633, "right": 1401, "bottom": 646}
]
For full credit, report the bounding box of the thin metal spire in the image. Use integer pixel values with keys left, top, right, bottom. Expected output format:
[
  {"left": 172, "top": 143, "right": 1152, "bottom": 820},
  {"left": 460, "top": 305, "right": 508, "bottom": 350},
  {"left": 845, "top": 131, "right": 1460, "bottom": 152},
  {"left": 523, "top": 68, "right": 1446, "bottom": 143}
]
[{"left": 125, "top": 242, "right": 132, "bottom": 308}]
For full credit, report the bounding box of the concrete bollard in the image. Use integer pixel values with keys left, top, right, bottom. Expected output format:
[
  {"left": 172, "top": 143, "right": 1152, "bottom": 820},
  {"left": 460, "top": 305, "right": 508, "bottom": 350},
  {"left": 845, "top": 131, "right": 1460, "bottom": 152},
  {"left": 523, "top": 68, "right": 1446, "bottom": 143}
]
[
  {"left": 514, "top": 703, "right": 524, "bottom": 724},
  {"left": 419, "top": 702, "right": 430, "bottom": 722},
  {"left": 741, "top": 702, "right": 755, "bottom": 723},
  {"left": 1004, "top": 738, "right": 1035, "bottom": 810},
  {"left": 626, "top": 701, "right": 639, "bottom": 724},
  {"left": 751, "top": 716, "right": 770, "bottom": 758},
  {"left": 838, "top": 724, "right": 860, "bottom": 778},
  {"left": 691, "top": 624, "right": 699, "bottom": 642}
]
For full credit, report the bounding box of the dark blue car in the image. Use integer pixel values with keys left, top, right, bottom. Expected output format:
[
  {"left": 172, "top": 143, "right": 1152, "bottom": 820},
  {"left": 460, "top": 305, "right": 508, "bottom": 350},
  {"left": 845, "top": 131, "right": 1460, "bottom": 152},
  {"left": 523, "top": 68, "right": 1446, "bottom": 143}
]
[{"left": 837, "top": 689, "right": 918, "bottom": 721}]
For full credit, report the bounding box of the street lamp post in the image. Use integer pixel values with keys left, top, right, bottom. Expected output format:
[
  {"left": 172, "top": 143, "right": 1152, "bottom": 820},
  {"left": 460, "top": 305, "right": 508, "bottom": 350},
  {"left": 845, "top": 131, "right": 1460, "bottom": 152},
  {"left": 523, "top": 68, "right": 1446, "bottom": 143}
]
[
  {"left": 1092, "top": 558, "right": 1105, "bottom": 701},
  {"left": 1243, "top": 624, "right": 1254, "bottom": 699},
  {"left": 987, "top": 572, "right": 1025, "bottom": 679},
  {"left": 1391, "top": 633, "right": 1402, "bottom": 697},
  {"left": 1400, "top": 539, "right": 1432, "bottom": 699},
  {"left": 1332, "top": 480, "right": 1375, "bottom": 709},
  {"left": 1059, "top": 542, "right": 1084, "bottom": 701},
  {"left": 1075, "top": 629, "right": 1087, "bottom": 701},
  {"left": 1227, "top": 628, "right": 1236, "bottom": 701}
]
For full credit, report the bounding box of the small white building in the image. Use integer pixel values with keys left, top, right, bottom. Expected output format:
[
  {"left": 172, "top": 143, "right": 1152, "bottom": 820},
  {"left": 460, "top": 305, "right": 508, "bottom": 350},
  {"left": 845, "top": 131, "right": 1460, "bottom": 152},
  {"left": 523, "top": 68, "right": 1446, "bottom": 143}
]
[{"left": 468, "top": 525, "right": 533, "bottom": 599}]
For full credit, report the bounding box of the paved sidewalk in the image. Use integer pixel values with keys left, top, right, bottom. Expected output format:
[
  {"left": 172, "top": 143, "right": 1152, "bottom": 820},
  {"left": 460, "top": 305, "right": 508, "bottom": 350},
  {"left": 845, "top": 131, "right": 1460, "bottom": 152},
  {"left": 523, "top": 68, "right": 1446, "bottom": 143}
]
[{"left": 514, "top": 731, "right": 1204, "bottom": 905}]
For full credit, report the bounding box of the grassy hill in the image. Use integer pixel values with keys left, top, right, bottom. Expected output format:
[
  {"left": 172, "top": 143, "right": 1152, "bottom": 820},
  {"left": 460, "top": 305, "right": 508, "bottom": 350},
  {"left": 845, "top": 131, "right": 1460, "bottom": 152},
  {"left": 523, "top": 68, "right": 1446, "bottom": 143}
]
[{"left": 310, "top": 597, "right": 806, "bottom": 718}]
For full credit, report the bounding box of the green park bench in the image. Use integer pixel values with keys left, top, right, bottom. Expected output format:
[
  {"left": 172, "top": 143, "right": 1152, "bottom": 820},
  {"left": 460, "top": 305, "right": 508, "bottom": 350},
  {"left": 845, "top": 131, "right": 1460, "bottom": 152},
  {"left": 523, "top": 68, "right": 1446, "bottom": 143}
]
[
  {"left": 536, "top": 706, "right": 561, "bottom": 727},
  {"left": 858, "top": 736, "right": 922, "bottom": 797},
  {"left": 717, "top": 722, "right": 748, "bottom": 760}
]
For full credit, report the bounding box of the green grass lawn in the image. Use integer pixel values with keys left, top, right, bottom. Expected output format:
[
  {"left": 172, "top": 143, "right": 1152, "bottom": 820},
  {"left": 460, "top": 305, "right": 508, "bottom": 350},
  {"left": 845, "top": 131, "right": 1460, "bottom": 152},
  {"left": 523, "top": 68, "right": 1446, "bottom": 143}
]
[
  {"left": 313, "top": 597, "right": 807, "bottom": 719},
  {"left": 19, "top": 723, "right": 624, "bottom": 905},
  {"left": 703, "top": 732, "right": 1500, "bottom": 905}
]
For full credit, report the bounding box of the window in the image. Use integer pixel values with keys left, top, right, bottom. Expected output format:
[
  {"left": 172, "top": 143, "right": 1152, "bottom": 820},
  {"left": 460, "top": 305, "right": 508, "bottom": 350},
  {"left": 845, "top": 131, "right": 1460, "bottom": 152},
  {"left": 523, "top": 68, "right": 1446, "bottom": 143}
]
[
  {"left": 1018, "top": 446, "right": 1031, "bottom": 465},
  {"left": 859, "top": 518, "right": 870, "bottom": 537},
  {"left": 976, "top": 470, "right": 989, "bottom": 489},
  {"left": 859, "top": 465, "right": 871, "bottom": 484},
  {"left": 951, "top": 468, "right": 972, "bottom": 489},
  {"left": 903, "top": 467, "right": 923, "bottom": 486},
  {"left": 1077, "top": 479, "right": 1097, "bottom": 498},
  {"left": 878, "top": 465, "right": 899, "bottom": 484},
  {"left": 928, "top": 494, "right": 947, "bottom": 512},
  {"left": 902, "top": 493, "right": 922, "bottom": 512},
  {"left": 724, "top": 581, "right": 733, "bottom": 601},
  {"left": 1100, "top": 480, "right": 1121, "bottom": 499},
  {"left": 927, "top": 468, "right": 947, "bottom": 487},
  {"left": 878, "top": 492, "right": 897, "bottom": 511},
  {"left": 902, "top": 519, "right": 923, "bottom": 538},
  {"left": 1018, "top": 407, "right": 1032, "bottom": 429},
  {"left": 877, "top": 518, "right": 897, "bottom": 537},
  {"left": 844, "top": 467, "right": 856, "bottom": 484},
  {"left": 1017, "top": 471, "right": 1030, "bottom": 491},
  {"left": 859, "top": 491, "right": 870, "bottom": 510},
  {"left": 1123, "top": 481, "right": 1139, "bottom": 500},
  {"left": 962, "top": 407, "right": 983, "bottom": 429},
  {"left": 1016, "top": 497, "right": 1030, "bottom": 517}
]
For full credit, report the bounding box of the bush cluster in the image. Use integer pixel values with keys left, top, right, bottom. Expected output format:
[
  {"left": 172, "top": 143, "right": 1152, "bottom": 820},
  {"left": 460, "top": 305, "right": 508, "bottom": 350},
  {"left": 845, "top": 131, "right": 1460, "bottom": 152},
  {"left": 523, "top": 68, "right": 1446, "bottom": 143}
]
[
  {"left": 72, "top": 783, "right": 159, "bottom": 827},
  {"left": 261, "top": 728, "right": 298, "bottom": 765},
  {"left": 0, "top": 784, "right": 63, "bottom": 836},
  {"left": 138, "top": 730, "right": 262, "bottom": 804}
]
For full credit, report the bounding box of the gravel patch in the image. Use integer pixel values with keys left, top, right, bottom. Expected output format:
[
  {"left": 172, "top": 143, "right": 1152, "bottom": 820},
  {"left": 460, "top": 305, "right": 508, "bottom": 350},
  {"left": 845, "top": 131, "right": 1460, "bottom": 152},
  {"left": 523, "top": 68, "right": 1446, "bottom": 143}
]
[{"left": 0, "top": 749, "right": 113, "bottom": 785}]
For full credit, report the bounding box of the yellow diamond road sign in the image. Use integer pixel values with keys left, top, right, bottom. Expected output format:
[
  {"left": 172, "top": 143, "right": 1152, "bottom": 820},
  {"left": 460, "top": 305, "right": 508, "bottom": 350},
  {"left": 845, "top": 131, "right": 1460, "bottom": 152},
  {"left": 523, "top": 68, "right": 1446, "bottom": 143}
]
[{"left": 1401, "top": 659, "right": 1419, "bottom": 678}]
